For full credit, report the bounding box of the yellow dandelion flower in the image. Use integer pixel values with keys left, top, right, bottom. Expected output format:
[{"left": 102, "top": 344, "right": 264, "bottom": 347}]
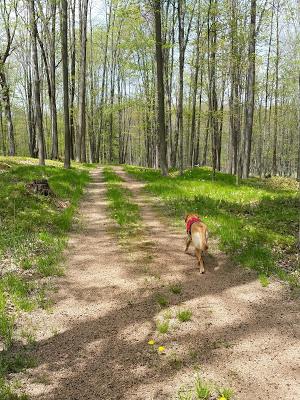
[
  {"left": 148, "top": 339, "right": 155, "bottom": 345},
  {"left": 218, "top": 397, "right": 227, "bottom": 400},
  {"left": 158, "top": 346, "right": 165, "bottom": 352}
]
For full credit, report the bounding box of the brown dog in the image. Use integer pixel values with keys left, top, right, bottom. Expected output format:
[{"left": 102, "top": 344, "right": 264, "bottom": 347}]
[{"left": 185, "top": 214, "right": 208, "bottom": 273}]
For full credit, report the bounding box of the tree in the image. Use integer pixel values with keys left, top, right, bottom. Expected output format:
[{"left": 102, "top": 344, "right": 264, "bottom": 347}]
[
  {"left": 207, "top": 0, "right": 219, "bottom": 179},
  {"left": 27, "top": 0, "right": 45, "bottom": 166},
  {"left": 60, "top": 0, "right": 71, "bottom": 168},
  {"left": 0, "top": 0, "right": 18, "bottom": 156},
  {"left": 154, "top": 0, "right": 168, "bottom": 176},
  {"left": 76, "top": 0, "right": 89, "bottom": 162},
  {"left": 242, "top": 0, "right": 256, "bottom": 178}
]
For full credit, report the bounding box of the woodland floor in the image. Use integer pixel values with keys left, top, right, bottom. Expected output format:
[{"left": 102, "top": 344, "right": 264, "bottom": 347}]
[{"left": 18, "top": 166, "right": 299, "bottom": 400}]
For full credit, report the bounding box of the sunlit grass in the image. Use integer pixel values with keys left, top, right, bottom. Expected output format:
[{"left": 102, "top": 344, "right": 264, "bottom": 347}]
[
  {"left": 103, "top": 166, "right": 141, "bottom": 241},
  {"left": 177, "top": 309, "right": 192, "bottom": 322},
  {"left": 0, "top": 156, "right": 92, "bottom": 395},
  {"left": 124, "top": 165, "right": 298, "bottom": 285}
]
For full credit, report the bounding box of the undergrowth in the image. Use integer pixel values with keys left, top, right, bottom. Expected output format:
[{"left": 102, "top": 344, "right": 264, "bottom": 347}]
[
  {"left": 124, "top": 165, "right": 299, "bottom": 287},
  {"left": 177, "top": 373, "right": 235, "bottom": 400},
  {"left": 0, "top": 156, "right": 92, "bottom": 397}
]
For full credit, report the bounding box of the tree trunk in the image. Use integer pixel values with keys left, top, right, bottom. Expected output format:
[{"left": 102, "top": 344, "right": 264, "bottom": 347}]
[
  {"left": 207, "top": 0, "right": 218, "bottom": 179},
  {"left": 229, "top": 0, "right": 240, "bottom": 176},
  {"left": 178, "top": 0, "right": 185, "bottom": 174},
  {"left": 154, "top": 0, "right": 168, "bottom": 176},
  {"left": 0, "top": 71, "right": 15, "bottom": 156},
  {"left": 60, "top": 0, "right": 71, "bottom": 168},
  {"left": 69, "top": 0, "right": 76, "bottom": 160},
  {"left": 272, "top": 1, "right": 279, "bottom": 176},
  {"left": 190, "top": 10, "right": 201, "bottom": 167},
  {"left": 242, "top": 0, "right": 256, "bottom": 178},
  {"left": 28, "top": 0, "right": 45, "bottom": 166},
  {"left": 50, "top": 1, "right": 58, "bottom": 160},
  {"left": 76, "top": 0, "right": 89, "bottom": 162}
]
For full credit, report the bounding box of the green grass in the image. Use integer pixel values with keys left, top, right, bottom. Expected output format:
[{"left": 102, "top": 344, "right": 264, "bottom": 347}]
[
  {"left": 0, "top": 377, "right": 29, "bottom": 400},
  {"left": 177, "top": 309, "right": 192, "bottom": 322},
  {"left": 0, "top": 157, "right": 91, "bottom": 280},
  {"left": 156, "top": 294, "right": 169, "bottom": 308},
  {"left": 217, "top": 387, "right": 235, "bottom": 399},
  {"left": 0, "top": 156, "right": 92, "bottom": 395},
  {"left": 124, "top": 165, "right": 299, "bottom": 285},
  {"left": 103, "top": 166, "right": 141, "bottom": 241},
  {"left": 177, "top": 374, "right": 235, "bottom": 400},
  {"left": 195, "top": 376, "right": 211, "bottom": 399},
  {"left": 170, "top": 283, "right": 182, "bottom": 295},
  {"left": 0, "top": 352, "right": 36, "bottom": 376},
  {"left": 258, "top": 273, "right": 270, "bottom": 287},
  {"left": 156, "top": 320, "right": 170, "bottom": 334}
]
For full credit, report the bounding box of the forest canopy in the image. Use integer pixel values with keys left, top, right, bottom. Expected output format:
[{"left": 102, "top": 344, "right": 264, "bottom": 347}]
[{"left": 0, "top": 0, "right": 299, "bottom": 178}]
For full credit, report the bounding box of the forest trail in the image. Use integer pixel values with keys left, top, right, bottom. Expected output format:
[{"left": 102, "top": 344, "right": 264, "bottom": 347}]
[{"left": 22, "top": 167, "right": 299, "bottom": 400}]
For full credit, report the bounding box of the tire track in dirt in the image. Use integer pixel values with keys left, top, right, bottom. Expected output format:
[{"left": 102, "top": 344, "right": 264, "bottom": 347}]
[{"left": 111, "top": 166, "right": 300, "bottom": 400}]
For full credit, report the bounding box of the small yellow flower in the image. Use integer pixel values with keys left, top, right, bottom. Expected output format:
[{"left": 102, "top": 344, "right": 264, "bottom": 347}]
[
  {"left": 158, "top": 346, "right": 165, "bottom": 352},
  {"left": 218, "top": 397, "right": 227, "bottom": 400},
  {"left": 148, "top": 339, "right": 155, "bottom": 345}
]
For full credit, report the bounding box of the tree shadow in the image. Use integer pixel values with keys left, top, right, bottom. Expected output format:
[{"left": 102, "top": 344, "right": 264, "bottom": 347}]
[{"left": 24, "top": 261, "right": 298, "bottom": 400}]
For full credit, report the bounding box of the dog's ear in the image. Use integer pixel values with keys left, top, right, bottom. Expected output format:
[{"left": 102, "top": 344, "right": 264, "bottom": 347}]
[{"left": 184, "top": 214, "right": 189, "bottom": 222}]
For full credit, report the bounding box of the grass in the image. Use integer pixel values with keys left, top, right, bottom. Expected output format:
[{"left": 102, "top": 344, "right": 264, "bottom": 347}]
[
  {"left": 0, "top": 378, "right": 29, "bottom": 400},
  {"left": 0, "top": 156, "right": 92, "bottom": 396},
  {"left": 170, "top": 283, "right": 182, "bottom": 295},
  {"left": 217, "top": 387, "right": 235, "bottom": 399},
  {"left": 124, "top": 165, "right": 299, "bottom": 286},
  {"left": 258, "top": 273, "right": 270, "bottom": 287},
  {"left": 156, "top": 294, "right": 169, "bottom": 308},
  {"left": 194, "top": 376, "right": 211, "bottom": 399},
  {"left": 0, "top": 352, "right": 36, "bottom": 376},
  {"left": 177, "top": 373, "right": 235, "bottom": 400},
  {"left": 103, "top": 166, "right": 141, "bottom": 242},
  {"left": 168, "top": 351, "right": 183, "bottom": 370},
  {"left": 156, "top": 320, "right": 170, "bottom": 334},
  {"left": 0, "top": 351, "right": 35, "bottom": 400},
  {"left": 177, "top": 309, "right": 192, "bottom": 322}
]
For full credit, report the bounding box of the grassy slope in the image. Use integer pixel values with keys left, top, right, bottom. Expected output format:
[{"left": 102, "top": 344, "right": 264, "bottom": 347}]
[
  {"left": 0, "top": 157, "right": 93, "bottom": 398},
  {"left": 124, "top": 165, "right": 299, "bottom": 285}
]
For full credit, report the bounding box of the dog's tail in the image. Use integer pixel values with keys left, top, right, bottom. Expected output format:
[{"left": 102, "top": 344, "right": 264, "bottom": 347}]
[{"left": 192, "top": 230, "right": 208, "bottom": 251}]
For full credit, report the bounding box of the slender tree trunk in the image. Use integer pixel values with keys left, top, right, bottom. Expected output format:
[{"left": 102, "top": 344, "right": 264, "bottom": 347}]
[
  {"left": 50, "top": 2, "right": 58, "bottom": 159},
  {"left": 0, "top": 71, "right": 15, "bottom": 156},
  {"left": 242, "top": 0, "right": 256, "bottom": 178},
  {"left": 194, "top": 68, "right": 203, "bottom": 165},
  {"left": 190, "top": 11, "right": 201, "bottom": 167},
  {"left": 229, "top": 0, "right": 240, "bottom": 176},
  {"left": 0, "top": 102, "right": 5, "bottom": 155},
  {"left": 207, "top": 0, "right": 218, "bottom": 179},
  {"left": 60, "top": 0, "right": 71, "bottom": 168},
  {"left": 76, "top": 0, "right": 89, "bottom": 162},
  {"left": 272, "top": 1, "right": 279, "bottom": 175},
  {"left": 297, "top": 73, "right": 300, "bottom": 181},
  {"left": 178, "top": 0, "right": 185, "bottom": 174},
  {"left": 69, "top": 0, "right": 76, "bottom": 160},
  {"left": 202, "top": 117, "right": 209, "bottom": 166},
  {"left": 28, "top": 0, "right": 45, "bottom": 166},
  {"left": 154, "top": 0, "right": 168, "bottom": 176}
]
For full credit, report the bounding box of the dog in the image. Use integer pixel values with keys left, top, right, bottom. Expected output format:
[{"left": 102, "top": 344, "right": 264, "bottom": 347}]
[{"left": 184, "top": 213, "right": 208, "bottom": 273}]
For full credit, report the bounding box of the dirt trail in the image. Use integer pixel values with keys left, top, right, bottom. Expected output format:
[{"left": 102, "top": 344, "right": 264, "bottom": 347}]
[{"left": 22, "top": 167, "right": 299, "bottom": 400}]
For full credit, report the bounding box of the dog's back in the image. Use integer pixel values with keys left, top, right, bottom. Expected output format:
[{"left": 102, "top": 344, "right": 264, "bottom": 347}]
[{"left": 191, "top": 221, "right": 208, "bottom": 251}]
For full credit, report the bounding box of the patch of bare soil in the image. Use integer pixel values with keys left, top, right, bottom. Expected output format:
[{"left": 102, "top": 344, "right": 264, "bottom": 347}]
[{"left": 20, "top": 167, "right": 299, "bottom": 400}]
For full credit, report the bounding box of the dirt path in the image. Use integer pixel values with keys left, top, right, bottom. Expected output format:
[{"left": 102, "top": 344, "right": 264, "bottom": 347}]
[{"left": 22, "top": 167, "right": 299, "bottom": 400}]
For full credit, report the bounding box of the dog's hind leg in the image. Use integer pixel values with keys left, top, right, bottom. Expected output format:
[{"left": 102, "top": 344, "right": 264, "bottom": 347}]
[
  {"left": 195, "top": 248, "right": 205, "bottom": 274},
  {"left": 185, "top": 235, "right": 192, "bottom": 253}
]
